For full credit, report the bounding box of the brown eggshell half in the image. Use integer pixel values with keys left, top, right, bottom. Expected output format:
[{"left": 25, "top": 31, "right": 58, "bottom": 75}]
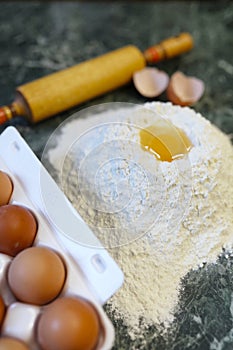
[
  {"left": 167, "top": 71, "right": 205, "bottom": 106},
  {"left": 133, "top": 67, "right": 169, "bottom": 98}
]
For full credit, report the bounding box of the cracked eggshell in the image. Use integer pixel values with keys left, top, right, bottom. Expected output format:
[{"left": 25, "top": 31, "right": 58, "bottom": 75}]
[
  {"left": 133, "top": 67, "right": 169, "bottom": 98},
  {"left": 167, "top": 71, "right": 205, "bottom": 106}
]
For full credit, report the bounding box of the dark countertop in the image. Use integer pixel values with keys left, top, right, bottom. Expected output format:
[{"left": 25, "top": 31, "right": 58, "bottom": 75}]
[{"left": 0, "top": 2, "right": 233, "bottom": 349}]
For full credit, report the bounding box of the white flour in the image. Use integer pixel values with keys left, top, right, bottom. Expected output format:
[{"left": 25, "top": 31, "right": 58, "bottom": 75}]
[{"left": 46, "top": 102, "right": 233, "bottom": 337}]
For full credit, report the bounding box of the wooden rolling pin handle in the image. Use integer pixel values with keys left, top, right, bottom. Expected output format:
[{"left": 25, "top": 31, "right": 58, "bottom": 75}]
[
  {"left": 144, "top": 32, "right": 194, "bottom": 63},
  {"left": 0, "top": 106, "right": 14, "bottom": 125}
]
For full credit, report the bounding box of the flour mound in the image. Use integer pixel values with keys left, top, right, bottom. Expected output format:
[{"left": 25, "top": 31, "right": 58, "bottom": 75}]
[{"left": 47, "top": 102, "right": 233, "bottom": 336}]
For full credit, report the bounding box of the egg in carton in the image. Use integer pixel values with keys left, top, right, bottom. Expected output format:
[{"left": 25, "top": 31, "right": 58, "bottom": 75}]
[{"left": 0, "top": 126, "right": 124, "bottom": 350}]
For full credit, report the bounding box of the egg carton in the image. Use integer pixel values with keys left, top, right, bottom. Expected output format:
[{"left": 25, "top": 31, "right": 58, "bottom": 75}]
[{"left": 0, "top": 126, "right": 124, "bottom": 349}]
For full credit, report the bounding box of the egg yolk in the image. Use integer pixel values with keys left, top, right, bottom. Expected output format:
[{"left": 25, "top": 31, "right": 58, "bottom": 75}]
[{"left": 140, "top": 121, "right": 192, "bottom": 162}]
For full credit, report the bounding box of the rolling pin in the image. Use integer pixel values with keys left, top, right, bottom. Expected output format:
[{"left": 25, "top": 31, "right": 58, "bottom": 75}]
[{"left": 0, "top": 33, "right": 193, "bottom": 125}]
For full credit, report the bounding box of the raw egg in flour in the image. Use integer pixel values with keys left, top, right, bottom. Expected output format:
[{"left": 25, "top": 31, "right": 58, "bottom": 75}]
[
  {"left": 0, "top": 171, "right": 13, "bottom": 206},
  {"left": 37, "top": 296, "right": 100, "bottom": 350},
  {"left": 0, "top": 337, "right": 30, "bottom": 350},
  {"left": 0, "top": 204, "right": 37, "bottom": 256},
  {"left": 140, "top": 121, "right": 192, "bottom": 162},
  {"left": 8, "top": 246, "right": 66, "bottom": 305}
]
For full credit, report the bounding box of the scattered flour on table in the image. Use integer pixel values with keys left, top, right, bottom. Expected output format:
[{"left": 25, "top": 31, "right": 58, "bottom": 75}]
[{"left": 46, "top": 102, "right": 233, "bottom": 337}]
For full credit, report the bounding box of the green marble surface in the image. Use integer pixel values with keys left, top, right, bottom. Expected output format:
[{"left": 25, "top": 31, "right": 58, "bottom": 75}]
[{"left": 0, "top": 2, "right": 233, "bottom": 349}]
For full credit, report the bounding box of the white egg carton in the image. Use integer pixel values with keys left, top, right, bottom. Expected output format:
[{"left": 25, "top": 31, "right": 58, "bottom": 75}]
[{"left": 0, "top": 126, "right": 124, "bottom": 349}]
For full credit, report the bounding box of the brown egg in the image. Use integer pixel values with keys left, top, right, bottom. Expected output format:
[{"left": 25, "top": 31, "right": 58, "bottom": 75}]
[
  {"left": 167, "top": 71, "right": 205, "bottom": 106},
  {"left": 0, "top": 337, "right": 30, "bottom": 350},
  {"left": 0, "top": 295, "right": 5, "bottom": 328},
  {"left": 37, "top": 297, "right": 100, "bottom": 350},
  {"left": 0, "top": 171, "right": 13, "bottom": 206},
  {"left": 8, "top": 246, "right": 66, "bottom": 305},
  {"left": 133, "top": 67, "right": 169, "bottom": 98},
  {"left": 0, "top": 205, "right": 37, "bottom": 257}
]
